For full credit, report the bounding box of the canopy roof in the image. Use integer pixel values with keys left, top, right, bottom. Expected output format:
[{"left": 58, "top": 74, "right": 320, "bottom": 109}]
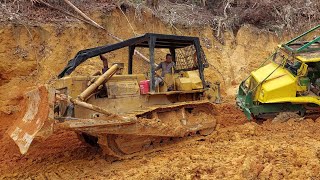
[
  {"left": 281, "top": 24, "right": 320, "bottom": 62},
  {"left": 58, "top": 33, "right": 201, "bottom": 78},
  {"left": 92, "top": 33, "right": 199, "bottom": 52}
]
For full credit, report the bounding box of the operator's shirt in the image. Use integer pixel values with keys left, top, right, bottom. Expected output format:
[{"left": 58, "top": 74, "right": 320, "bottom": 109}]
[{"left": 155, "top": 62, "right": 175, "bottom": 77}]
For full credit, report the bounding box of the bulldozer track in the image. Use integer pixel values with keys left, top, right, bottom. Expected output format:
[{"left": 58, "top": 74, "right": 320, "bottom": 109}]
[
  {"left": 78, "top": 101, "right": 217, "bottom": 158},
  {"left": 101, "top": 133, "right": 211, "bottom": 160}
]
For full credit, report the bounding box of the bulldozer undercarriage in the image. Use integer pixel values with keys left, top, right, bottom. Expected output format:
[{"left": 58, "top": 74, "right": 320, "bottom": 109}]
[{"left": 73, "top": 102, "right": 216, "bottom": 158}]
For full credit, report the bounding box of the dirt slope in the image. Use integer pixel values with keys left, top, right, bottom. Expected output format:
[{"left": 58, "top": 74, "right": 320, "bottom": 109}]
[{"left": 0, "top": 9, "right": 291, "bottom": 111}]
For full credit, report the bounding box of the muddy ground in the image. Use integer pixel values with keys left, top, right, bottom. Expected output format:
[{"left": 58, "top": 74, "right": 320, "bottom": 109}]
[
  {"left": 2, "top": 104, "right": 320, "bottom": 179},
  {"left": 1, "top": 1, "right": 320, "bottom": 179}
]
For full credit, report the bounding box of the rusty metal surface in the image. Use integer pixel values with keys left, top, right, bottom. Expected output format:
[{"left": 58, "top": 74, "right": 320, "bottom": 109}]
[{"left": 7, "top": 86, "right": 55, "bottom": 154}]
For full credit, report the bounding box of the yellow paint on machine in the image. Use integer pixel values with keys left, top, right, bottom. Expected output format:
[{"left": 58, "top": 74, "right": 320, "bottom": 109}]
[
  {"left": 182, "top": 71, "right": 203, "bottom": 89},
  {"left": 251, "top": 62, "right": 297, "bottom": 103},
  {"left": 265, "top": 96, "right": 320, "bottom": 106},
  {"left": 175, "top": 70, "right": 204, "bottom": 91},
  {"left": 296, "top": 56, "right": 320, "bottom": 62}
]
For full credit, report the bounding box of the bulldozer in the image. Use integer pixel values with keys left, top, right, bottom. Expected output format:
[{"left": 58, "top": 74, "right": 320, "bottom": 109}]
[
  {"left": 8, "top": 33, "right": 221, "bottom": 158},
  {"left": 237, "top": 25, "right": 320, "bottom": 120}
]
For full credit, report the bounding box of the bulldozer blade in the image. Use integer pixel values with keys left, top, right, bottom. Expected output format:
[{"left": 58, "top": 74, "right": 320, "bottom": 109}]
[{"left": 7, "top": 85, "right": 55, "bottom": 154}]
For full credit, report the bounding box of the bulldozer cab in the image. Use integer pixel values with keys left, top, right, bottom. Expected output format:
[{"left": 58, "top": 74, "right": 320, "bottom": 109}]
[
  {"left": 279, "top": 26, "right": 320, "bottom": 94},
  {"left": 270, "top": 50, "right": 305, "bottom": 76},
  {"left": 58, "top": 33, "right": 210, "bottom": 95}
]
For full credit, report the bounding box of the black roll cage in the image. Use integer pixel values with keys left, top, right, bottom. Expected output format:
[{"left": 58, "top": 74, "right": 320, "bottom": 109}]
[{"left": 58, "top": 33, "right": 206, "bottom": 92}]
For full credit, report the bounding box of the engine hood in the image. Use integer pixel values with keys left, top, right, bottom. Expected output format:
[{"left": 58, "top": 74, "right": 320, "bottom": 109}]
[{"left": 251, "top": 62, "right": 296, "bottom": 102}]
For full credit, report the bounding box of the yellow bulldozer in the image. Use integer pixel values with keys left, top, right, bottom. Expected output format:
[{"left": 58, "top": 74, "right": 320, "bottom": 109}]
[
  {"left": 8, "top": 33, "right": 221, "bottom": 158},
  {"left": 237, "top": 25, "right": 320, "bottom": 120}
]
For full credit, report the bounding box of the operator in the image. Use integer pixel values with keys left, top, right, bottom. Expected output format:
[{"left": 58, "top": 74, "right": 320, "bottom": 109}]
[{"left": 154, "top": 54, "right": 175, "bottom": 87}]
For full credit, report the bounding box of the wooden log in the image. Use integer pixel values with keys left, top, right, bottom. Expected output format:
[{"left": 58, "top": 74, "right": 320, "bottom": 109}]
[{"left": 63, "top": 0, "right": 104, "bottom": 29}]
